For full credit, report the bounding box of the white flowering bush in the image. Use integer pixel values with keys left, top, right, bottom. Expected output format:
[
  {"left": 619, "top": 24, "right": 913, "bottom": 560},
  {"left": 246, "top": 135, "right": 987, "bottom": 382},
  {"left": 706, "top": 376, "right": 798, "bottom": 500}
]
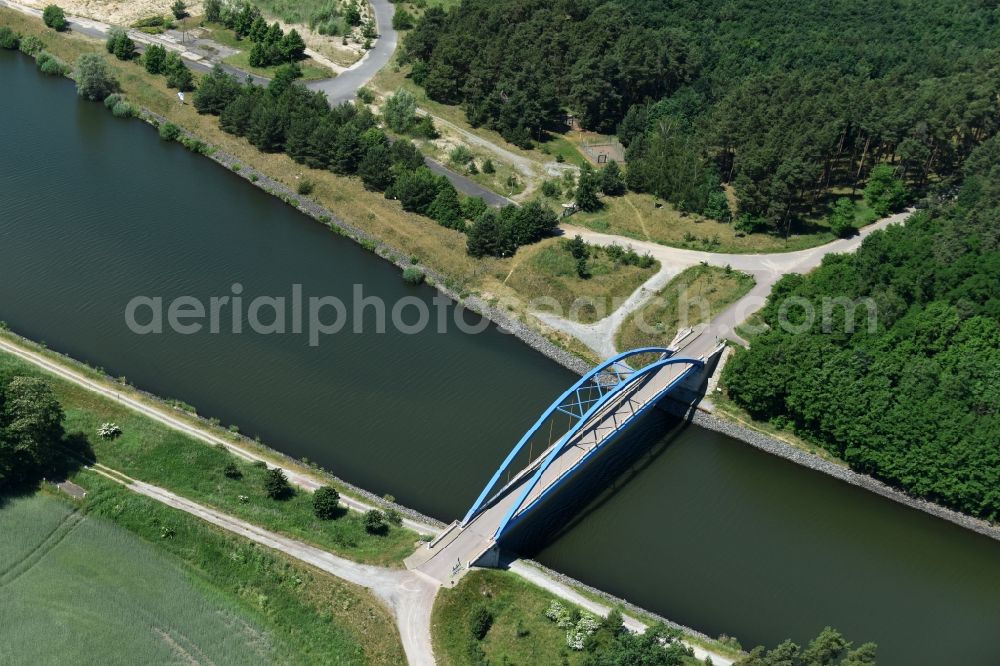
[
  {"left": 98, "top": 422, "right": 122, "bottom": 439},
  {"left": 565, "top": 612, "right": 600, "bottom": 651},
  {"left": 545, "top": 600, "right": 575, "bottom": 628},
  {"left": 545, "top": 601, "right": 600, "bottom": 650}
]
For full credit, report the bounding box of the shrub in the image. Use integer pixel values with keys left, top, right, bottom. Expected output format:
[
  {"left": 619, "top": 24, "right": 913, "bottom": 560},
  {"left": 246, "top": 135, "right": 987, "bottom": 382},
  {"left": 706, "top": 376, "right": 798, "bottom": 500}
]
[
  {"left": 383, "top": 87, "right": 417, "bottom": 133},
  {"left": 74, "top": 53, "right": 118, "bottom": 101},
  {"left": 223, "top": 461, "right": 242, "bottom": 479},
  {"left": 180, "top": 136, "right": 210, "bottom": 154},
  {"left": 19, "top": 35, "right": 45, "bottom": 56},
  {"left": 158, "top": 121, "right": 181, "bottom": 141},
  {"left": 105, "top": 27, "right": 135, "bottom": 60},
  {"left": 469, "top": 605, "right": 494, "bottom": 640},
  {"left": 312, "top": 486, "right": 340, "bottom": 519},
  {"left": 392, "top": 7, "right": 414, "bottom": 30},
  {"left": 97, "top": 422, "right": 122, "bottom": 439},
  {"left": 411, "top": 115, "right": 438, "bottom": 139},
  {"left": 171, "top": 0, "right": 187, "bottom": 19},
  {"left": 0, "top": 26, "right": 20, "bottom": 50},
  {"left": 402, "top": 267, "right": 425, "bottom": 285},
  {"left": 43, "top": 5, "right": 68, "bottom": 31},
  {"left": 363, "top": 509, "right": 388, "bottom": 534},
  {"left": 541, "top": 180, "right": 561, "bottom": 199},
  {"left": 110, "top": 97, "right": 136, "bottom": 118},
  {"left": 165, "top": 54, "right": 194, "bottom": 91},
  {"left": 356, "top": 87, "right": 375, "bottom": 104},
  {"left": 263, "top": 467, "right": 292, "bottom": 500},
  {"left": 482, "top": 158, "right": 495, "bottom": 174},
  {"left": 143, "top": 43, "right": 167, "bottom": 74},
  {"left": 36, "top": 51, "right": 68, "bottom": 76},
  {"left": 296, "top": 179, "right": 314, "bottom": 195},
  {"left": 449, "top": 145, "right": 474, "bottom": 165},
  {"left": 384, "top": 508, "right": 403, "bottom": 526}
]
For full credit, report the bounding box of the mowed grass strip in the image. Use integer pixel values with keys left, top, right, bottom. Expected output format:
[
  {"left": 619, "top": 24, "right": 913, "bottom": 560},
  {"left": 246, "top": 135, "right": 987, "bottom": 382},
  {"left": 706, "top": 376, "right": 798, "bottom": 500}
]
[
  {"left": 0, "top": 350, "right": 417, "bottom": 567},
  {"left": 0, "top": 489, "right": 405, "bottom": 665},
  {"left": 615, "top": 264, "right": 755, "bottom": 362}
]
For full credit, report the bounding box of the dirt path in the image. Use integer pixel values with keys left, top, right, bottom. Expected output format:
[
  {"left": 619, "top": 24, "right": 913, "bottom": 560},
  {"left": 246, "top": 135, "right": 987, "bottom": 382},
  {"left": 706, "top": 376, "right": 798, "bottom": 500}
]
[{"left": 88, "top": 463, "right": 439, "bottom": 666}]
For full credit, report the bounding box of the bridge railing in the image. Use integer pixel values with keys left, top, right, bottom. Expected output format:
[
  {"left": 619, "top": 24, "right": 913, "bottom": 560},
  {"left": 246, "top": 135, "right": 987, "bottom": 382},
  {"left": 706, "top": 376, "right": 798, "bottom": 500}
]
[{"left": 461, "top": 348, "right": 681, "bottom": 527}]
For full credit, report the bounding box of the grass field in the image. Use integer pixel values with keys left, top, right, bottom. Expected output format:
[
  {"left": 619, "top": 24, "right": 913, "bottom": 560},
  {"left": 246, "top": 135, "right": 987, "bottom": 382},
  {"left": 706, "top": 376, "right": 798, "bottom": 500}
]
[
  {"left": 0, "top": 490, "right": 405, "bottom": 664},
  {"left": 615, "top": 264, "right": 755, "bottom": 362},
  {"left": 0, "top": 348, "right": 418, "bottom": 567},
  {"left": 505, "top": 237, "right": 658, "bottom": 323}
]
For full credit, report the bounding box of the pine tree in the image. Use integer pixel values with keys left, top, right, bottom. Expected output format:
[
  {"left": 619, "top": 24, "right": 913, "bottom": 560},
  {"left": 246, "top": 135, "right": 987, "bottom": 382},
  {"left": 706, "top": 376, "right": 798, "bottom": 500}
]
[
  {"left": 466, "top": 209, "right": 501, "bottom": 257},
  {"left": 600, "top": 160, "right": 625, "bottom": 196},
  {"left": 359, "top": 144, "right": 395, "bottom": 191},
  {"left": 575, "top": 164, "right": 602, "bottom": 211},
  {"left": 279, "top": 29, "right": 306, "bottom": 61},
  {"left": 427, "top": 185, "right": 465, "bottom": 230}
]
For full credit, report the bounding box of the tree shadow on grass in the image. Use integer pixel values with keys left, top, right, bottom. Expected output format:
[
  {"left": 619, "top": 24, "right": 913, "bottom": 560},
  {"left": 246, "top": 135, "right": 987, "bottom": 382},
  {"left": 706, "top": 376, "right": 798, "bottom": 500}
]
[{"left": 0, "top": 431, "right": 95, "bottom": 510}]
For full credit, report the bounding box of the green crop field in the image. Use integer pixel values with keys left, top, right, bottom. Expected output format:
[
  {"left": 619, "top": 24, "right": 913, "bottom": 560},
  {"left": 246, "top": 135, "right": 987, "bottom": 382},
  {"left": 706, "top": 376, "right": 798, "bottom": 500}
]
[{"left": 0, "top": 493, "right": 282, "bottom": 664}]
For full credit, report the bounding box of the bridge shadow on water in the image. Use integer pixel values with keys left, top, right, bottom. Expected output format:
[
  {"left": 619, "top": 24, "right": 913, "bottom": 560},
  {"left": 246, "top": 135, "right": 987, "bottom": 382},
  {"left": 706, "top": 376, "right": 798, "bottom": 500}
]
[{"left": 494, "top": 396, "right": 704, "bottom": 563}]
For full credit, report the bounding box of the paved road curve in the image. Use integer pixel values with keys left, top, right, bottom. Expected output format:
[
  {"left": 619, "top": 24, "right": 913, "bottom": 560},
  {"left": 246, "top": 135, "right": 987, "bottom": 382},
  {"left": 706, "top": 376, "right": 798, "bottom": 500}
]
[{"left": 305, "top": 0, "right": 398, "bottom": 105}]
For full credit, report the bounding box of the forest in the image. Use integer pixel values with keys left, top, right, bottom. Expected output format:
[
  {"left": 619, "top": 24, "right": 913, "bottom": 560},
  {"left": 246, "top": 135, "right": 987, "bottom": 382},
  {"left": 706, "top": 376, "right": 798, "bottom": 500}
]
[
  {"left": 404, "top": 0, "right": 1000, "bottom": 230},
  {"left": 723, "top": 136, "right": 1000, "bottom": 521}
]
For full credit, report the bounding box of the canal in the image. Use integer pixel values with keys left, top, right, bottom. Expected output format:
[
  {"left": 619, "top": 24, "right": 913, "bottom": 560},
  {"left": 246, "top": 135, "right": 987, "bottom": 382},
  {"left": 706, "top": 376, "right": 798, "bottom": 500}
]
[{"left": 1, "top": 51, "right": 998, "bottom": 664}]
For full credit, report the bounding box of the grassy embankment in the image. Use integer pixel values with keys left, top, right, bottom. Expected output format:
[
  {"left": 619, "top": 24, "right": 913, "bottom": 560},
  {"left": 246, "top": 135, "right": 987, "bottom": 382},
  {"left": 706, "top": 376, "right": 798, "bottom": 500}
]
[
  {"left": 571, "top": 191, "right": 878, "bottom": 254},
  {"left": 0, "top": 488, "right": 405, "bottom": 665},
  {"left": 615, "top": 264, "right": 755, "bottom": 360},
  {"left": 0, "top": 346, "right": 418, "bottom": 566},
  {"left": 432, "top": 570, "right": 713, "bottom": 666},
  {"left": 0, "top": 7, "right": 644, "bottom": 363},
  {"left": 506, "top": 238, "right": 659, "bottom": 324}
]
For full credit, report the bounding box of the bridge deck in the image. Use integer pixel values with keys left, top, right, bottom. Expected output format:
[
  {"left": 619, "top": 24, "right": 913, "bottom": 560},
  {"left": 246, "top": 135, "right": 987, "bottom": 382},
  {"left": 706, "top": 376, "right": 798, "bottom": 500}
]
[{"left": 414, "top": 358, "right": 700, "bottom": 584}]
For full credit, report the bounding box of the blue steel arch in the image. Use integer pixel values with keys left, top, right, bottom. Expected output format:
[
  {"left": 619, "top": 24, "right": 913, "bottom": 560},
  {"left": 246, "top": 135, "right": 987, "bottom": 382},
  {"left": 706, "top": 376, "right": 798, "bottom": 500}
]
[
  {"left": 491, "top": 355, "right": 702, "bottom": 540},
  {"left": 461, "top": 348, "right": 703, "bottom": 537}
]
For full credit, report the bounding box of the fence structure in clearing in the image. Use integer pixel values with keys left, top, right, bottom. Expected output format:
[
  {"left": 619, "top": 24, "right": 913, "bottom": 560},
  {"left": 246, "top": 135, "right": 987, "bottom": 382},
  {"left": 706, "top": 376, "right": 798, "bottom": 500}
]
[{"left": 580, "top": 138, "right": 625, "bottom": 165}]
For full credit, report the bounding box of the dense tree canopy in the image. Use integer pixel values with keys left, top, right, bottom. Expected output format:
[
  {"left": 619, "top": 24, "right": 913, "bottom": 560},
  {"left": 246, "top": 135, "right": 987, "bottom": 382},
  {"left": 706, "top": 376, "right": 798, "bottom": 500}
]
[
  {"left": 406, "top": 0, "right": 1000, "bottom": 225},
  {"left": 724, "top": 137, "right": 1000, "bottom": 520},
  {"left": 0, "top": 376, "right": 65, "bottom": 491}
]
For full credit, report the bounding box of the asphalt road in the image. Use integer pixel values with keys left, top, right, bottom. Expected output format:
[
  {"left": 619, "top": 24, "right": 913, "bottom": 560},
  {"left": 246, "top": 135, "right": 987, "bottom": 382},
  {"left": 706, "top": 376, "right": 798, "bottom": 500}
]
[{"left": 305, "top": 0, "right": 398, "bottom": 105}]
